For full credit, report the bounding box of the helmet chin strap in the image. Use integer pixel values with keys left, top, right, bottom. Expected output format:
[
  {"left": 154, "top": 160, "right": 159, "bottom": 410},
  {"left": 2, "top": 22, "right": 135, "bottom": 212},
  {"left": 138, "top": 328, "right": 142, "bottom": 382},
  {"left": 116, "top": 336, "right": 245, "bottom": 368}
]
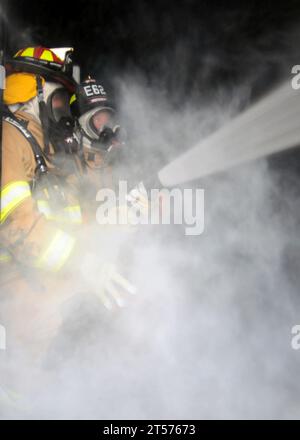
[{"left": 36, "top": 75, "right": 50, "bottom": 155}]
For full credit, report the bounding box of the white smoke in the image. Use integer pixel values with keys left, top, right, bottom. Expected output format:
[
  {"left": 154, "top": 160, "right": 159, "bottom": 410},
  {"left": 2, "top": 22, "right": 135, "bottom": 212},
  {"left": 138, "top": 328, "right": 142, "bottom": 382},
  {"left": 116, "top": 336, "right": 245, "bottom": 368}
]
[
  {"left": 2, "top": 76, "right": 300, "bottom": 419},
  {"left": 1, "top": 9, "right": 300, "bottom": 420}
]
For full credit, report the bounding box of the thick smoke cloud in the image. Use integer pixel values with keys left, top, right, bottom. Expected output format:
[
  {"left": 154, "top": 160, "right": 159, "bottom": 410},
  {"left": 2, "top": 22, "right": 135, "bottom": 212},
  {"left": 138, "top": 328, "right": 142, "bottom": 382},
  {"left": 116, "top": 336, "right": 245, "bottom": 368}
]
[{"left": 1, "top": 1, "right": 300, "bottom": 419}]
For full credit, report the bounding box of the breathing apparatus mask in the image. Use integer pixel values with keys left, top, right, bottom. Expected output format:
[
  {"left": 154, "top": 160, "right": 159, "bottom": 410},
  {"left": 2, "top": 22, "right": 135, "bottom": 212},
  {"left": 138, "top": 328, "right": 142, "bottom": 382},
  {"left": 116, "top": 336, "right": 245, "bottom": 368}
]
[
  {"left": 36, "top": 78, "right": 78, "bottom": 154},
  {"left": 71, "top": 78, "right": 126, "bottom": 166},
  {"left": 91, "top": 124, "right": 127, "bottom": 166},
  {"left": 79, "top": 109, "right": 126, "bottom": 165}
]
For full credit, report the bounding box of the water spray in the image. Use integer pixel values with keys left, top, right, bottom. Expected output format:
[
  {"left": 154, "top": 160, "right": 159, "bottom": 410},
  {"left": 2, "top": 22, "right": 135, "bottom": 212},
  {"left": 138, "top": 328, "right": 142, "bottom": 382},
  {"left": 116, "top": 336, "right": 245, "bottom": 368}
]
[{"left": 158, "top": 80, "right": 300, "bottom": 186}]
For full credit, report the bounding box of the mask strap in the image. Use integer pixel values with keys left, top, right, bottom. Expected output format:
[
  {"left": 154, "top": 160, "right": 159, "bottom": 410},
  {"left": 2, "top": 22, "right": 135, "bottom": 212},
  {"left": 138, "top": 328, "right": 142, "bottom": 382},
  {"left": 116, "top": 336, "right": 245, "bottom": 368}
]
[{"left": 36, "top": 75, "right": 50, "bottom": 155}]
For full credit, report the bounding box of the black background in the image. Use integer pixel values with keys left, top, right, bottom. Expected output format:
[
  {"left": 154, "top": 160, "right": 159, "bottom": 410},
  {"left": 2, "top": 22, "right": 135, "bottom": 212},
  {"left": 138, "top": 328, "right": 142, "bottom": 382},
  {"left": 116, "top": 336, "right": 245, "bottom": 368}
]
[
  {"left": 2, "top": 0, "right": 300, "bottom": 215},
  {"left": 1, "top": 0, "right": 300, "bottom": 198},
  {"left": 3, "top": 0, "right": 300, "bottom": 100}
]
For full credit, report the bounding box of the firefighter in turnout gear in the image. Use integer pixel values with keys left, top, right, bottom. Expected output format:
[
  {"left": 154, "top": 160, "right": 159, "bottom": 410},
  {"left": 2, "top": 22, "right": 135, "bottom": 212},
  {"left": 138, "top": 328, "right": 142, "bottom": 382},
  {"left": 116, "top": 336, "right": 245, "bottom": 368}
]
[
  {"left": 1, "top": 47, "right": 79, "bottom": 272},
  {"left": 70, "top": 77, "right": 149, "bottom": 224},
  {"left": 70, "top": 77, "right": 154, "bottom": 224},
  {"left": 0, "top": 48, "right": 136, "bottom": 360},
  {"left": 0, "top": 47, "right": 82, "bottom": 358},
  {"left": 70, "top": 77, "right": 122, "bottom": 195}
]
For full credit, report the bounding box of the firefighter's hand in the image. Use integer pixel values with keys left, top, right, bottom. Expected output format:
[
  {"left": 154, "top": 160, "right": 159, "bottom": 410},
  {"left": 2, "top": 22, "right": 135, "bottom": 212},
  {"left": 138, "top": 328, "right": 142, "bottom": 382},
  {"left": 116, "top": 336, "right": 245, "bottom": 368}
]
[
  {"left": 80, "top": 254, "right": 137, "bottom": 310},
  {"left": 96, "top": 262, "right": 137, "bottom": 310}
]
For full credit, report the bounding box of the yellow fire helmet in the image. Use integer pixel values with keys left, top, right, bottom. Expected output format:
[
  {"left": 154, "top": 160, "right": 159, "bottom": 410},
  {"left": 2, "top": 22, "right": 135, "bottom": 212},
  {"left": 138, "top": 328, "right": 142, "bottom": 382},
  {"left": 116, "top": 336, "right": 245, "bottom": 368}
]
[{"left": 5, "top": 46, "right": 76, "bottom": 93}]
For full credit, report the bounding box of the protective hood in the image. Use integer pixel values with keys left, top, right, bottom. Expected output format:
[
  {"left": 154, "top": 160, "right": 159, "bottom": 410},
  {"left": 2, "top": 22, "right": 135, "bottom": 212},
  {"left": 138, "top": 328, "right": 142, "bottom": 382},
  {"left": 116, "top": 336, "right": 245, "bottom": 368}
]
[
  {"left": 4, "top": 72, "right": 45, "bottom": 105},
  {"left": 78, "top": 107, "right": 115, "bottom": 140}
]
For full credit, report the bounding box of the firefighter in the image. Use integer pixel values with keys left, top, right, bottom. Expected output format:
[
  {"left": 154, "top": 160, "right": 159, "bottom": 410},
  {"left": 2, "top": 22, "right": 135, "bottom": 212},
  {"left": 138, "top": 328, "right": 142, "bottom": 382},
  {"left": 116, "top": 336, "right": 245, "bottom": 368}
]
[
  {"left": 70, "top": 77, "right": 124, "bottom": 197},
  {"left": 70, "top": 77, "right": 150, "bottom": 224},
  {"left": 0, "top": 48, "right": 135, "bottom": 360}
]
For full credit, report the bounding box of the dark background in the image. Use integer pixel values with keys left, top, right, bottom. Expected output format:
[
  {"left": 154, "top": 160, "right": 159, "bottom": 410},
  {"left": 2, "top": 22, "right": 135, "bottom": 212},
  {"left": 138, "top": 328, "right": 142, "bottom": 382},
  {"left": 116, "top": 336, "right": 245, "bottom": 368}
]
[
  {"left": 2, "top": 0, "right": 300, "bottom": 176},
  {"left": 2, "top": 0, "right": 300, "bottom": 204},
  {"left": 3, "top": 0, "right": 300, "bottom": 100}
]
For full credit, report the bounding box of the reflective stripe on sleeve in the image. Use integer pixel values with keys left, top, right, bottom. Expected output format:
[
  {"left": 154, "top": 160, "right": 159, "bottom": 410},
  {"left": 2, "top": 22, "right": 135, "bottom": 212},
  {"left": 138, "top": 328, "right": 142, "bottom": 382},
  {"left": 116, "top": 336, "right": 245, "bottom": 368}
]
[
  {"left": 63, "top": 205, "right": 82, "bottom": 224},
  {"left": 35, "top": 229, "right": 75, "bottom": 272},
  {"left": 0, "top": 181, "right": 31, "bottom": 224},
  {"left": 37, "top": 200, "right": 55, "bottom": 220},
  {"left": 37, "top": 200, "right": 82, "bottom": 224}
]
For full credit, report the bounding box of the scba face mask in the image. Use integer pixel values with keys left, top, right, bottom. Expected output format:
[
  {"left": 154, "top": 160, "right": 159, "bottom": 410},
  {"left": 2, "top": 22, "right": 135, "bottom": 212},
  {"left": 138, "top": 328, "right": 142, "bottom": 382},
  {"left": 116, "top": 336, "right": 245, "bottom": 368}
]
[
  {"left": 47, "top": 87, "right": 72, "bottom": 123},
  {"left": 42, "top": 81, "right": 79, "bottom": 154},
  {"left": 49, "top": 116, "right": 78, "bottom": 154},
  {"left": 70, "top": 77, "right": 126, "bottom": 163},
  {"left": 78, "top": 107, "right": 115, "bottom": 140},
  {"left": 90, "top": 124, "right": 127, "bottom": 166}
]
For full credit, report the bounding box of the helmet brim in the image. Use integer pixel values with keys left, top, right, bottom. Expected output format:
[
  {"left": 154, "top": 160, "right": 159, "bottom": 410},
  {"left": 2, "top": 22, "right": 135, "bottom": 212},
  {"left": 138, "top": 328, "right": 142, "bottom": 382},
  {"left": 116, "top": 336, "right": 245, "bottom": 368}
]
[{"left": 5, "top": 59, "right": 77, "bottom": 93}]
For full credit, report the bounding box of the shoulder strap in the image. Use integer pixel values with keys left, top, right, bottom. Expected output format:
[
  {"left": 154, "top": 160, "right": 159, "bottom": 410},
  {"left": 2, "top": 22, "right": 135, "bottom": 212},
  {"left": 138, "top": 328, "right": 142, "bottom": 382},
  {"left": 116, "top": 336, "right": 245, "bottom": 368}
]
[
  {"left": 3, "top": 110, "right": 69, "bottom": 207},
  {"left": 3, "top": 109, "right": 49, "bottom": 176}
]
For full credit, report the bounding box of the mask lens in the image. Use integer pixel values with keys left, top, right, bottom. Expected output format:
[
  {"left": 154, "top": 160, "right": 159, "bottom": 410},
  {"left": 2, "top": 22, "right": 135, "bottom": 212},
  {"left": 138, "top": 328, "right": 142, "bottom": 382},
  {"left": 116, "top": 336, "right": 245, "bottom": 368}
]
[
  {"left": 50, "top": 89, "right": 72, "bottom": 122},
  {"left": 90, "top": 109, "right": 114, "bottom": 136}
]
